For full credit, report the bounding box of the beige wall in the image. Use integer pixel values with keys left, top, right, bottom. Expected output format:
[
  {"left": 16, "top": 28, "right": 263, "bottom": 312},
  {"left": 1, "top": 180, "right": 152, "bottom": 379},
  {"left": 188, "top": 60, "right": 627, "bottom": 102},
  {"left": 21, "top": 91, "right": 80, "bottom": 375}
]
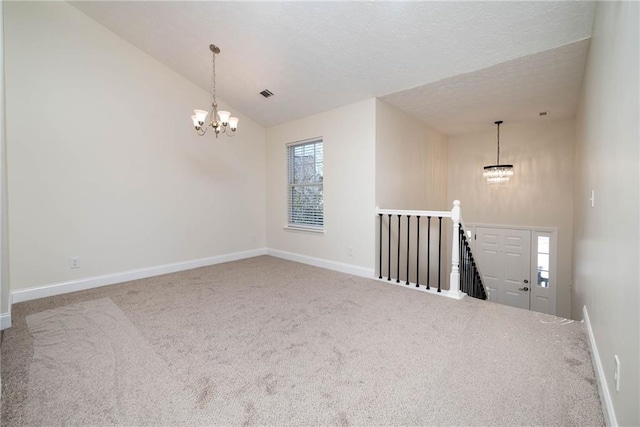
[
  {"left": 4, "top": 2, "right": 267, "bottom": 291},
  {"left": 266, "top": 99, "right": 376, "bottom": 272},
  {"left": 572, "top": 1, "right": 639, "bottom": 425},
  {"left": 0, "top": 1, "right": 9, "bottom": 320},
  {"left": 375, "top": 99, "right": 448, "bottom": 210},
  {"left": 448, "top": 120, "right": 575, "bottom": 318}
]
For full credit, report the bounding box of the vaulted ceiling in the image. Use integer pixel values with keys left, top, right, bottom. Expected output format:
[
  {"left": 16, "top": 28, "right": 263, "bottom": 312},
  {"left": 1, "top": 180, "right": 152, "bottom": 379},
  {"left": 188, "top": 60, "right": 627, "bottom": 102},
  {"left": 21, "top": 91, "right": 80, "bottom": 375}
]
[{"left": 70, "top": 1, "right": 595, "bottom": 135}]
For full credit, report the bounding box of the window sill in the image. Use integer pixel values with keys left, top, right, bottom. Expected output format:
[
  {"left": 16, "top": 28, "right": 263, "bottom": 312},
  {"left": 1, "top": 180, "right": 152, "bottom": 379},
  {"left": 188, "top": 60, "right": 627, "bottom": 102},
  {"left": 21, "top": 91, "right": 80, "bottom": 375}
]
[{"left": 284, "top": 225, "right": 325, "bottom": 235}]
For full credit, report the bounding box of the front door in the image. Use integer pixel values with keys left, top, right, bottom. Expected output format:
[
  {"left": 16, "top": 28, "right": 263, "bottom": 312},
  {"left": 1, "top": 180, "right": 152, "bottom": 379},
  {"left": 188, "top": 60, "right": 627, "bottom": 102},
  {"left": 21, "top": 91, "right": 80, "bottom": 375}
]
[{"left": 477, "top": 227, "right": 531, "bottom": 310}]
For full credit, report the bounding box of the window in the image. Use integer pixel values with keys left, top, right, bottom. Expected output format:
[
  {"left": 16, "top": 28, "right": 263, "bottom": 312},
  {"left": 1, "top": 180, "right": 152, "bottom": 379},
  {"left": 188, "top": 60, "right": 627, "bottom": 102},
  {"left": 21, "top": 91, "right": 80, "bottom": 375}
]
[
  {"left": 536, "top": 235, "right": 550, "bottom": 287},
  {"left": 287, "top": 138, "right": 323, "bottom": 230}
]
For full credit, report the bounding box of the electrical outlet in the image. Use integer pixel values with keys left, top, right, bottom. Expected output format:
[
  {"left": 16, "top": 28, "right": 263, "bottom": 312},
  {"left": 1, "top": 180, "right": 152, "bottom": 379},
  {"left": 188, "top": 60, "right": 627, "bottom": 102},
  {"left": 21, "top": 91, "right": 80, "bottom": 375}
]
[
  {"left": 348, "top": 247, "right": 353, "bottom": 257},
  {"left": 614, "top": 355, "right": 620, "bottom": 392},
  {"left": 70, "top": 257, "right": 80, "bottom": 269},
  {"left": 590, "top": 190, "right": 595, "bottom": 208},
  {"left": 251, "top": 235, "right": 257, "bottom": 243}
]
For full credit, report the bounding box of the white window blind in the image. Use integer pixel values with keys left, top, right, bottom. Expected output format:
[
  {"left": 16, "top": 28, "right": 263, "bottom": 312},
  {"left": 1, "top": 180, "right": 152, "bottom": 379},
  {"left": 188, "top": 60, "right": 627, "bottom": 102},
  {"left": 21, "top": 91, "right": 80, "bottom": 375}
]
[{"left": 287, "top": 138, "right": 323, "bottom": 229}]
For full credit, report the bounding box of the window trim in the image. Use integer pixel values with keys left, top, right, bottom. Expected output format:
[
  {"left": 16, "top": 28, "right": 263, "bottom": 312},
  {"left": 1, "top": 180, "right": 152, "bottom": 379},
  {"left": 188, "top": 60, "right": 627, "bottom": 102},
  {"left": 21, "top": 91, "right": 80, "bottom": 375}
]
[{"left": 286, "top": 137, "right": 324, "bottom": 232}]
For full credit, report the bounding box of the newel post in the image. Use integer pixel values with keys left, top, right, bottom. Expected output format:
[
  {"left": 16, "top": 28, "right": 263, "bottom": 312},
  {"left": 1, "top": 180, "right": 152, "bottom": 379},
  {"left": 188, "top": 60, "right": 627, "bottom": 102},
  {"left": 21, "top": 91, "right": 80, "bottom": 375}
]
[{"left": 449, "top": 200, "right": 465, "bottom": 300}]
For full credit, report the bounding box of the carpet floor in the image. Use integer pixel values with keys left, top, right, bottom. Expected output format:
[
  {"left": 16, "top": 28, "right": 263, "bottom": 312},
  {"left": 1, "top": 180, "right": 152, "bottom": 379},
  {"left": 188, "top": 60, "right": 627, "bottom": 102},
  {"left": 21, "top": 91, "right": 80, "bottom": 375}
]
[{"left": 1, "top": 256, "right": 603, "bottom": 426}]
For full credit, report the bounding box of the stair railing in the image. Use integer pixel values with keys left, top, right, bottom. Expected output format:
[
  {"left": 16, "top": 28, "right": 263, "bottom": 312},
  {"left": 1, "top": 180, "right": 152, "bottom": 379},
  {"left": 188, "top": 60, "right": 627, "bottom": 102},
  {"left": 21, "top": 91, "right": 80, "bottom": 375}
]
[
  {"left": 458, "top": 225, "right": 487, "bottom": 300},
  {"left": 376, "top": 200, "right": 486, "bottom": 300}
]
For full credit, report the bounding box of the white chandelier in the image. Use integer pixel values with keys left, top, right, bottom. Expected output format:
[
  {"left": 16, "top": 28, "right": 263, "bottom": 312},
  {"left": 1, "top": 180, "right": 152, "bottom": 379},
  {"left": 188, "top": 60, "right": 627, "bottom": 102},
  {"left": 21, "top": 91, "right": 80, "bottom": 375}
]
[
  {"left": 191, "top": 44, "right": 239, "bottom": 138},
  {"left": 483, "top": 120, "right": 514, "bottom": 184}
]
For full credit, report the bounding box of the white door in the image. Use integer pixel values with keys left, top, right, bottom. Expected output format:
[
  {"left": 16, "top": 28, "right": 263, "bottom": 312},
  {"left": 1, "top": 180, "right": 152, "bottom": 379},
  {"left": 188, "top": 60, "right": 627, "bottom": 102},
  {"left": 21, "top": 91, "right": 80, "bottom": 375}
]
[{"left": 477, "top": 227, "right": 531, "bottom": 310}]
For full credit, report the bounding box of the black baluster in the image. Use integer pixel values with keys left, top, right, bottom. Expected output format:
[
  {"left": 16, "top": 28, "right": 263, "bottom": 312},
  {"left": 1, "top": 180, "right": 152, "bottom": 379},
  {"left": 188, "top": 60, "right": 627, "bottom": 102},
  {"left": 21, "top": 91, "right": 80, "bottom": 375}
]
[
  {"left": 416, "top": 216, "right": 420, "bottom": 288},
  {"left": 470, "top": 251, "right": 474, "bottom": 296},
  {"left": 387, "top": 214, "right": 391, "bottom": 281},
  {"left": 472, "top": 258, "right": 476, "bottom": 297},
  {"left": 378, "top": 213, "right": 383, "bottom": 279},
  {"left": 468, "top": 251, "right": 472, "bottom": 296},
  {"left": 465, "top": 235, "right": 469, "bottom": 295},
  {"left": 464, "top": 236, "right": 473, "bottom": 292},
  {"left": 464, "top": 233, "right": 469, "bottom": 295},
  {"left": 468, "top": 253, "right": 472, "bottom": 296},
  {"left": 475, "top": 264, "right": 480, "bottom": 298},
  {"left": 396, "top": 214, "right": 401, "bottom": 283},
  {"left": 438, "top": 216, "right": 442, "bottom": 293},
  {"left": 473, "top": 267, "right": 477, "bottom": 298},
  {"left": 462, "top": 238, "right": 466, "bottom": 295},
  {"left": 426, "top": 216, "right": 431, "bottom": 290},
  {"left": 459, "top": 229, "right": 463, "bottom": 294},
  {"left": 473, "top": 262, "right": 482, "bottom": 298},
  {"left": 406, "top": 215, "right": 410, "bottom": 285},
  {"left": 471, "top": 264, "right": 474, "bottom": 297},
  {"left": 472, "top": 261, "right": 477, "bottom": 298}
]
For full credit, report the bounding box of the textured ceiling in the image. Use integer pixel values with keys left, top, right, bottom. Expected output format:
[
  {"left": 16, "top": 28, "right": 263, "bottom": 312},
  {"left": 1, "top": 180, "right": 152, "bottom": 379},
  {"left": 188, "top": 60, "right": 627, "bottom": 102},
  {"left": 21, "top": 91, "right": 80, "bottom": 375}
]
[
  {"left": 69, "top": 1, "right": 595, "bottom": 134},
  {"left": 383, "top": 39, "right": 590, "bottom": 135}
]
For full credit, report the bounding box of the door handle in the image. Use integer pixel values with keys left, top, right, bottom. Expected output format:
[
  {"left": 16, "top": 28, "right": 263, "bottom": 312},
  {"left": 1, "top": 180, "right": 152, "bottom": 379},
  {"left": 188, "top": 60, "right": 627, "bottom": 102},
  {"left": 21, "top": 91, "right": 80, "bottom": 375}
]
[{"left": 519, "top": 287, "right": 529, "bottom": 291}]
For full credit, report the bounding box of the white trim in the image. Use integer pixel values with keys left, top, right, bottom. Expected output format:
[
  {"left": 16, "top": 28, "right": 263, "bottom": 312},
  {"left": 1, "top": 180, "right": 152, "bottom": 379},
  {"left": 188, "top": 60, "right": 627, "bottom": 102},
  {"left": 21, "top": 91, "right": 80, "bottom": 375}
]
[
  {"left": 0, "top": 311, "right": 10, "bottom": 330},
  {"left": 0, "top": 292, "right": 11, "bottom": 330},
  {"left": 466, "top": 222, "right": 558, "bottom": 234},
  {"left": 267, "top": 248, "right": 374, "bottom": 278},
  {"left": 583, "top": 305, "right": 617, "bottom": 427},
  {"left": 283, "top": 225, "right": 325, "bottom": 235},
  {"left": 286, "top": 136, "right": 323, "bottom": 147},
  {"left": 11, "top": 248, "right": 268, "bottom": 304}
]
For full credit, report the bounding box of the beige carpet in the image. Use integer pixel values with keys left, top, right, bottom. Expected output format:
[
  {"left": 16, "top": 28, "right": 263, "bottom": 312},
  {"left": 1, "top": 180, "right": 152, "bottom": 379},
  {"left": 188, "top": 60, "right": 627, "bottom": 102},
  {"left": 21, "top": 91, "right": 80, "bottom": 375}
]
[
  {"left": 24, "top": 298, "right": 194, "bottom": 425},
  {"left": 2, "top": 256, "right": 603, "bottom": 426}
]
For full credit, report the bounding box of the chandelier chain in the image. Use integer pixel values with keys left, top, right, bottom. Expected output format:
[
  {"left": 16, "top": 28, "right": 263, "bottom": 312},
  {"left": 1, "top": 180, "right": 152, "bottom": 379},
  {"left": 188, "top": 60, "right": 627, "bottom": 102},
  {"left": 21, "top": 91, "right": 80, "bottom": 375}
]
[
  {"left": 211, "top": 51, "right": 217, "bottom": 105},
  {"left": 496, "top": 121, "right": 500, "bottom": 164}
]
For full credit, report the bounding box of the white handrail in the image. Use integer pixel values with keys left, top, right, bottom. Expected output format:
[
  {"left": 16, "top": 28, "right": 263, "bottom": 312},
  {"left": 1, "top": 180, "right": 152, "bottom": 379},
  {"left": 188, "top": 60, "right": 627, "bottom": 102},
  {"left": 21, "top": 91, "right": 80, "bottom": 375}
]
[{"left": 376, "top": 208, "right": 452, "bottom": 218}]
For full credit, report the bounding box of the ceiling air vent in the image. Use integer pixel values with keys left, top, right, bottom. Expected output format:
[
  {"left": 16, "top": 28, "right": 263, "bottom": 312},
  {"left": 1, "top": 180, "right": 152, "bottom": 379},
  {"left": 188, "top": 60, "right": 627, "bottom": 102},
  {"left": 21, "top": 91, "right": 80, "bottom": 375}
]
[{"left": 260, "top": 89, "right": 274, "bottom": 98}]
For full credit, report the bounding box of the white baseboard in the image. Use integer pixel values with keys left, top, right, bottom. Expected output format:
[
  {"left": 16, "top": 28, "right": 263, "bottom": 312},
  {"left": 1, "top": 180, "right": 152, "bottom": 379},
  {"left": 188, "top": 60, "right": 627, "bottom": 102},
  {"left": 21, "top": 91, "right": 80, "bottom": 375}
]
[
  {"left": 1, "top": 292, "right": 12, "bottom": 330},
  {"left": 583, "top": 305, "right": 617, "bottom": 426},
  {"left": 374, "top": 277, "right": 465, "bottom": 300},
  {"left": 0, "top": 311, "right": 11, "bottom": 330},
  {"left": 266, "top": 248, "right": 374, "bottom": 279},
  {"left": 11, "top": 248, "right": 268, "bottom": 304}
]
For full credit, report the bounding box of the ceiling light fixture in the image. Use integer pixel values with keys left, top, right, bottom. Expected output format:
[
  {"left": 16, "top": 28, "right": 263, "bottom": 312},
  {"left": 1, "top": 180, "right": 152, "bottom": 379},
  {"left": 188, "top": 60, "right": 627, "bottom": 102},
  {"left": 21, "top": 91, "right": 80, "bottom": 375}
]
[
  {"left": 191, "top": 44, "right": 238, "bottom": 138},
  {"left": 483, "top": 120, "right": 514, "bottom": 184}
]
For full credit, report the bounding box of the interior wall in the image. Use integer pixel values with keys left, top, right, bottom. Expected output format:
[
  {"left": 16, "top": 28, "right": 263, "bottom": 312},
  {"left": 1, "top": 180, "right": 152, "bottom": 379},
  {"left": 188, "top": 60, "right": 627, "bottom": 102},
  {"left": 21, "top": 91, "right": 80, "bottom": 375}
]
[
  {"left": 375, "top": 99, "right": 450, "bottom": 286},
  {"left": 447, "top": 119, "right": 575, "bottom": 318},
  {"left": 572, "top": 1, "right": 639, "bottom": 425},
  {"left": 375, "top": 99, "right": 448, "bottom": 210},
  {"left": 4, "top": 2, "right": 267, "bottom": 292},
  {"left": 266, "top": 99, "right": 376, "bottom": 272}
]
